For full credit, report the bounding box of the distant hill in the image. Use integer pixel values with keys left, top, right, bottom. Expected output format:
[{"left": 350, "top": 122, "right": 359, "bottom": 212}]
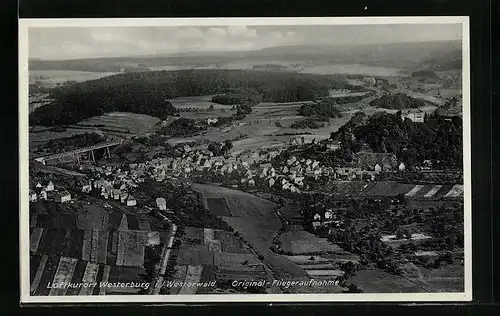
[
  {"left": 420, "top": 44, "right": 462, "bottom": 70},
  {"left": 369, "top": 93, "right": 426, "bottom": 109},
  {"left": 411, "top": 70, "right": 442, "bottom": 82},
  {"left": 29, "top": 59, "right": 152, "bottom": 73},
  {"left": 434, "top": 96, "right": 462, "bottom": 116},
  {"left": 29, "top": 40, "right": 462, "bottom": 73}
]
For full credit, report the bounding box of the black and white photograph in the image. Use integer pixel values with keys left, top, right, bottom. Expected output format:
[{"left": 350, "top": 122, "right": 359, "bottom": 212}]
[{"left": 19, "top": 17, "right": 471, "bottom": 303}]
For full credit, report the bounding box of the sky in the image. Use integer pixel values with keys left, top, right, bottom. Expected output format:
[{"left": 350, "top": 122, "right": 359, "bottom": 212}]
[{"left": 29, "top": 24, "right": 462, "bottom": 60}]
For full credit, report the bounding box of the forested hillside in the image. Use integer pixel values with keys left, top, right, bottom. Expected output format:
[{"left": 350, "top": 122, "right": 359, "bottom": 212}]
[
  {"left": 331, "top": 112, "right": 463, "bottom": 169},
  {"left": 369, "top": 93, "right": 426, "bottom": 109},
  {"left": 30, "top": 69, "right": 354, "bottom": 126}
]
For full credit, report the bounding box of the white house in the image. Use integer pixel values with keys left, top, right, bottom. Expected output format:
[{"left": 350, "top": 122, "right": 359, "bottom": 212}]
[
  {"left": 112, "top": 189, "right": 121, "bottom": 200},
  {"left": 313, "top": 213, "right": 321, "bottom": 221},
  {"left": 126, "top": 195, "right": 137, "bottom": 206},
  {"left": 324, "top": 210, "right": 334, "bottom": 220},
  {"left": 147, "top": 231, "right": 161, "bottom": 246},
  {"left": 207, "top": 118, "right": 219, "bottom": 125},
  {"left": 268, "top": 178, "right": 275, "bottom": 187},
  {"left": 398, "top": 162, "right": 406, "bottom": 171},
  {"left": 401, "top": 108, "right": 425, "bottom": 123},
  {"left": 55, "top": 191, "right": 71, "bottom": 203},
  {"left": 45, "top": 181, "right": 55, "bottom": 192},
  {"left": 82, "top": 183, "right": 92, "bottom": 193},
  {"left": 312, "top": 221, "right": 321, "bottom": 230},
  {"left": 29, "top": 190, "right": 38, "bottom": 202},
  {"left": 39, "top": 190, "right": 48, "bottom": 200},
  {"left": 120, "top": 192, "right": 129, "bottom": 203},
  {"left": 156, "top": 197, "right": 167, "bottom": 210},
  {"left": 374, "top": 164, "right": 382, "bottom": 173}
]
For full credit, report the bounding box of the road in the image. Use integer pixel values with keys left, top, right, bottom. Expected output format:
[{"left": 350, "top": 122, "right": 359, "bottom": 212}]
[{"left": 150, "top": 219, "right": 177, "bottom": 295}]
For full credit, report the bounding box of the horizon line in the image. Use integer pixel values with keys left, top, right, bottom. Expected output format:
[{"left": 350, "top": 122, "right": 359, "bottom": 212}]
[{"left": 28, "top": 38, "right": 462, "bottom": 62}]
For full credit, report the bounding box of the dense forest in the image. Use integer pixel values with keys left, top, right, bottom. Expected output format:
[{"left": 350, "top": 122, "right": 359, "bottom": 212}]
[
  {"left": 298, "top": 100, "right": 344, "bottom": 118},
  {"left": 30, "top": 70, "right": 353, "bottom": 126},
  {"left": 161, "top": 118, "right": 207, "bottom": 137},
  {"left": 369, "top": 93, "right": 426, "bottom": 109},
  {"left": 290, "top": 118, "right": 325, "bottom": 129},
  {"left": 211, "top": 88, "right": 263, "bottom": 105},
  {"left": 331, "top": 111, "right": 463, "bottom": 169},
  {"left": 39, "top": 132, "right": 106, "bottom": 154},
  {"left": 30, "top": 84, "right": 178, "bottom": 126}
]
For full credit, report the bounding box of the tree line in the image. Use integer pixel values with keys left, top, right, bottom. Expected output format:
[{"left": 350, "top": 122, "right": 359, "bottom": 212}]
[{"left": 30, "top": 69, "right": 355, "bottom": 126}]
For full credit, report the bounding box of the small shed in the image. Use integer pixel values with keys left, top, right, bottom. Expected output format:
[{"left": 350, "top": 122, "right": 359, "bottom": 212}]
[
  {"left": 126, "top": 195, "right": 137, "bottom": 206},
  {"left": 55, "top": 191, "right": 71, "bottom": 203},
  {"left": 156, "top": 197, "right": 167, "bottom": 211}
]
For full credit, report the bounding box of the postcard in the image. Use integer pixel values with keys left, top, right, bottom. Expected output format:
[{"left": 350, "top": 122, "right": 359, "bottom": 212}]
[{"left": 19, "top": 16, "right": 471, "bottom": 303}]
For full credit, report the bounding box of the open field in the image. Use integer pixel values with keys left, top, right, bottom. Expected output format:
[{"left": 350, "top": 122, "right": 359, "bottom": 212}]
[
  {"left": 349, "top": 265, "right": 428, "bottom": 293},
  {"left": 363, "top": 182, "right": 417, "bottom": 196},
  {"left": 168, "top": 100, "right": 353, "bottom": 155},
  {"left": 183, "top": 227, "right": 204, "bottom": 244},
  {"left": 30, "top": 228, "right": 44, "bottom": 253},
  {"left": 169, "top": 265, "right": 188, "bottom": 294},
  {"left": 305, "top": 269, "right": 344, "bottom": 277},
  {"left": 168, "top": 95, "right": 233, "bottom": 110},
  {"left": 49, "top": 257, "right": 78, "bottom": 296},
  {"left": 30, "top": 70, "right": 118, "bottom": 86},
  {"left": 206, "top": 198, "right": 231, "bottom": 217},
  {"left": 419, "top": 264, "right": 464, "bottom": 292},
  {"left": 116, "top": 230, "right": 147, "bottom": 268},
  {"left": 29, "top": 111, "right": 156, "bottom": 151},
  {"left": 214, "top": 230, "right": 251, "bottom": 253},
  {"left": 213, "top": 252, "right": 262, "bottom": 266},
  {"left": 30, "top": 253, "right": 150, "bottom": 296},
  {"left": 77, "top": 205, "right": 109, "bottom": 231},
  {"left": 224, "top": 196, "right": 277, "bottom": 218},
  {"left": 178, "top": 265, "right": 204, "bottom": 295},
  {"left": 30, "top": 227, "right": 150, "bottom": 267},
  {"left": 322, "top": 181, "right": 461, "bottom": 199},
  {"left": 172, "top": 225, "right": 270, "bottom": 294},
  {"left": 193, "top": 184, "right": 308, "bottom": 278},
  {"left": 75, "top": 112, "right": 160, "bottom": 135},
  {"left": 177, "top": 244, "right": 214, "bottom": 266},
  {"left": 279, "top": 226, "right": 343, "bottom": 254}
]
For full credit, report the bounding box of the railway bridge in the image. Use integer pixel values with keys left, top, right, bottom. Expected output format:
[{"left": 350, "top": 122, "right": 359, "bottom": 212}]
[{"left": 34, "top": 139, "right": 124, "bottom": 165}]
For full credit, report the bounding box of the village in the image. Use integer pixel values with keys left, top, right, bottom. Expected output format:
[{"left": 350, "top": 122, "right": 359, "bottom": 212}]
[{"left": 28, "top": 104, "right": 465, "bottom": 296}]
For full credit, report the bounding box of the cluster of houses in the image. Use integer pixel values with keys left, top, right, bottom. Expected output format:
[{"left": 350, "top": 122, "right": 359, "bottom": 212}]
[
  {"left": 335, "top": 152, "right": 406, "bottom": 181},
  {"left": 310, "top": 208, "right": 344, "bottom": 232},
  {"left": 81, "top": 165, "right": 146, "bottom": 206},
  {"left": 31, "top": 138, "right": 406, "bottom": 209},
  {"left": 92, "top": 142, "right": 408, "bottom": 199},
  {"left": 89, "top": 178, "right": 138, "bottom": 206},
  {"left": 29, "top": 180, "right": 72, "bottom": 203}
]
